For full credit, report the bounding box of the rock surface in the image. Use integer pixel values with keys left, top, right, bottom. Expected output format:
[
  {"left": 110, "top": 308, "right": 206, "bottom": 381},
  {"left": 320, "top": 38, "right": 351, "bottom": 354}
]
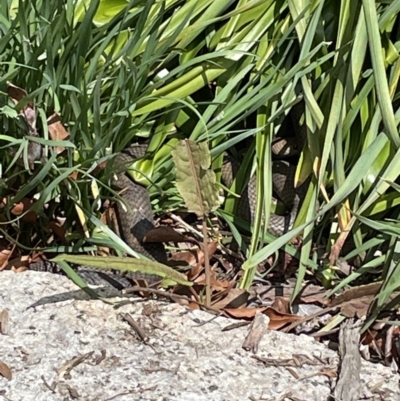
[{"left": 0, "top": 270, "right": 399, "bottom": 401}]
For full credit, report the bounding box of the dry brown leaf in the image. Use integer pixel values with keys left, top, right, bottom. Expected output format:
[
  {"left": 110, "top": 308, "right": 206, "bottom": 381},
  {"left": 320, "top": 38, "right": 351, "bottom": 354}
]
[
  {"left": 299, "top": 288, "right": 327, "bottom": 305},
  {"left": 10, "top": 198, "right": 37, "bottom": 222},
  {"left": 69, "top": 171, "right": 80, "bottom": 180},
  {"left": 5, "top": 255, "right": 30, "bottom": 271},
  {"left": 193, "top": 270, "right": 230, "bottom": 292},
  {"left": 224, "top": 307, "right": 267, "bottom": 319},
  {"left": 171, "top": 250, "right": 199, "bottom": 267},
  {"left": 90, "top": 160, "right": 108, "bottom": 176},
  {"left": 0, "top": 360, "right": 12, "bottom": 380},
  {"left": 271, "top": 296, "right": 291, "bottom": 314},
  {"left": 7, "top": 82, "right": 27, "bottom": 103},
  {"left": 28, "top": 252, "right": 45, "bottom": 264},
  {"left": 263, "top": 307, "right": 303, "bottom": 330},
  {"left": 7, "top": 82, "right": 37, "bottom": 137},
  {"left": 282, "top": 250, "right": 294, "bottom": 273},
  {"left": 252, "top": 282, "right": 326, "bottom": 305},
  {"left": 187, "top": 302, "right": 201, "bottom": 310},
  {"left": 362, "top": 330, "right": 383, "bottom": 348},
  {"left": 315, "top": 368, "right": 338, "bottom": 379},
  {"left": 101, "top": 209, "right": 110, "bottom": 225},
  {"left": 0, "top": 249, "right": 12, "bottom": 270},
  {"left": 329, "top": 230, "right": 349, "bottom": 265},
  {"left": 340, "top": 297, "right": 373, "bottom": 318},
  {"left": 331, "top": 282, "right": 383, "bottom": 307},
  {"left": 172, "top": 242, "right": 218, "bottom": 269},
  {"left": 211, "top": 288, "right": 249, "bottom": 310},
  {"left": 47, "top": 221, "right": 68, "bottom": 245},
  {"left": 196, "top": 241, "right": 218, "bottom": 265},
  {"left": 335, "top": 259, "right": 353, "bottom": 276},
  {"left": 172, "top": 242, "right": 219, "bottom": 284},
  {"left": 186, "top": 262, "right": 203, "bottom": 280},
  {"left": 47, "top": 112, "right": 70, "bottom": 154}
]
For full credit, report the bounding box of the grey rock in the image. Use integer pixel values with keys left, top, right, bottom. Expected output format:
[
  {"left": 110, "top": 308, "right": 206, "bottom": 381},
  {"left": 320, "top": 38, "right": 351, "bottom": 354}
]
[{"left": 0, "top": 271, "right": 399, "bottom": 401}]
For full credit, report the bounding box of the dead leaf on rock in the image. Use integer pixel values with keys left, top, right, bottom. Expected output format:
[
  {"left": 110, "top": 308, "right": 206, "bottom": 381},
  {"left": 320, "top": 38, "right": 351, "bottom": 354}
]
[
  {"left": 225, "top": 302, "right": 303, "bottom": 331},
  {"left": 212, "top": 288, "right": 249, "bottom": 310},
  {"left": 252, "top": 282, "right": 326, "bottom": 306},
  {"left": 271, "top": 296, "right": 291, "bottom": 314},
  {"left": 263, "top": 307, "right": 302, "bottom": 330},
  {"left": 0, "top": 360, "right": 12, "bottom": 380},
  {"left": 224, "top": 307, "right": 267, "bottom": 319},
  {"left": 188, "top": 302, "right": 200, "bottom": 310}
]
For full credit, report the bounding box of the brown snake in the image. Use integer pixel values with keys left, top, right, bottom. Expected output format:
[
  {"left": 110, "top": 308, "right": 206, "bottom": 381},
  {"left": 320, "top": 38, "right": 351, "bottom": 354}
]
[
  {"left": 28, "top": 105, "right": 307, "bottom": 286},
  {"left": 222, "top": 103, "right": 308, "bottom": 236}
]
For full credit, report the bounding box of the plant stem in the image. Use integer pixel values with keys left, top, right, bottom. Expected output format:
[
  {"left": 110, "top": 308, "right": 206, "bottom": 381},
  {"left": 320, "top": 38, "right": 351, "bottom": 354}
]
[{"left": 202, "top": 218, "right": 211, "bottom": 307}]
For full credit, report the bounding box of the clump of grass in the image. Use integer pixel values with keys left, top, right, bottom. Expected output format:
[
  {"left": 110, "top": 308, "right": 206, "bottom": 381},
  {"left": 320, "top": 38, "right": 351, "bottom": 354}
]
[{"left": 1, "top": 0, "right": 400, "bottom": 329}]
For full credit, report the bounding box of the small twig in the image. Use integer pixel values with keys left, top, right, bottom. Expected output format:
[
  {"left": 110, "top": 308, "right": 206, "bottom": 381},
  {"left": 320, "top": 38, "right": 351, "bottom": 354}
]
[
  {"left": 222, "top": 321, "right": 251, "bottom": 331},
  {"left": 280, "top": 306, "right": 339, "bottom": 333},
  {"left": 333, "top": 319, "right": 362, "bottom": 401},
  {"left": 242, "top": 312, "right": 269, "bottom": 353},
  {"left": 56, "top": 351, "right": 94, "bottom": 380},
  {"left": 192, "top": 315, "right": 219, "bottom": 327},
  {"left": 120, "top": 313, "right": 149, "bottom": 344},
  {"left": 93, "top": 350, "right": 107, "bottom": 365},
  {"left": 202, "top": 219, "right": 211, "bottom": 307},
  {"left": 309, "top": 328, "right": 340, "bottom": 338},
  {"left": 385, "top": 325, "right": 394, "bottom": 365},
  {"left": 122, "top": 286, "right": 222, "bottom": 314},
  {"left": 170, "top": 213, "right": 204, "bottom": 239},
  {"left": 41, "top": 375, "right": 56, "bottom": 393},
  {"left": 105, "top": 386, "right": 158, "bottom": 401},
  {"left": 189, "top": 285, "right": 201, "bottom": 303}
]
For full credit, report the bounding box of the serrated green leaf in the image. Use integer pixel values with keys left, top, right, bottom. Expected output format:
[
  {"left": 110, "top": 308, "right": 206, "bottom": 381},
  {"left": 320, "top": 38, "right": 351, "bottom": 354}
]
[
  {"left": 52, "top": 254, "right": 192, "bottom": 287},
  {"left": 172, "top": 139, "right": 220, "bottom": 217}
]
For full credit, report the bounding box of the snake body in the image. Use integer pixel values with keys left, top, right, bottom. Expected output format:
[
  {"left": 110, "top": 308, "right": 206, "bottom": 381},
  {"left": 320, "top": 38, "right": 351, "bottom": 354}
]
[
  {"left": 28, "top": 146, "right": 167, "bottom": 285},
  {"left": 28, "top": 259, "right": 161, "bottom": 288},
  {"left": 115, "top": 120, "right": 307, "bottom": 257},
  {"left": 28, "top": 106, "right": 307, "bottom": 286},
  {"left": 112, "top": 147, "right": 168, "bottom": 263},
  {"left": 222, "top": 105, "right": 307, "bottom": 236},
  {"left": 223, "top": 158, "right": 307, "bottom": 237}
]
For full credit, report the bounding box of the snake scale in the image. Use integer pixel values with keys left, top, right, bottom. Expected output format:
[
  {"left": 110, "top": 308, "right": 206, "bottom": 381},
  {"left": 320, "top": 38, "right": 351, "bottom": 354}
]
[{"left": 28, "top": 105, "right": 307, "bottom": 288}]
